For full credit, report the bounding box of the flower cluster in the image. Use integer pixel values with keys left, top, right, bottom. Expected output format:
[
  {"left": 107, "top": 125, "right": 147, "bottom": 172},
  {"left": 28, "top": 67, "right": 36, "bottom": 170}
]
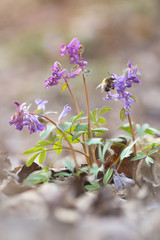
[
  {"left": 9, "top": 101, "right": 46, "bottom": 134},
  {"left": 104, "top": 60, "right": 141, "bottom": 115},
  {"left": 45, "top": 38, "right": 88, "bottom": 88},
  {"left": 60, "top": 38, "right": 88, "bottom": 68}
]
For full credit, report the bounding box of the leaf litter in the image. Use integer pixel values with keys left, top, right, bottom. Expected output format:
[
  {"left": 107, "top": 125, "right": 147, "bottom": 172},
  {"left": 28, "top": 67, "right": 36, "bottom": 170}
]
[{"left": 1, "top": 152, "right": 160, "bottom": 240}]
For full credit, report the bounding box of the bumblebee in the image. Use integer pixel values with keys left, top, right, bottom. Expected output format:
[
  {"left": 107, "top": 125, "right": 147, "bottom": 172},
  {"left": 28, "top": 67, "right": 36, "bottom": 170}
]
[{"left": 96, "top": 75, "right": 115, "bottom": 92}]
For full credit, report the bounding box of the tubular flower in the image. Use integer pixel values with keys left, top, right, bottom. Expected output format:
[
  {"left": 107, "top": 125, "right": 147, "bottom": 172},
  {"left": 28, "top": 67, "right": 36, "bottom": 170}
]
[
  {"left": 58, "top": 104, "right": 71, "bottom": 122},
  {"left": 45, "top": 61, "right": 82, "bottom": 88},
  {"left": 60, "top": 38, "right": 88, "bottom": 69},
  {"left": 45, "top": 61, "right": 67, "bottom": 88},
  {"left": 9, "top": 101, "right": 46, "bottom": 134},
  {"left": 104, "top": 61, "right": 141, "bottom": 115},
  {"left": 35, "top": 99, "right": 48, "bottom": 111}
]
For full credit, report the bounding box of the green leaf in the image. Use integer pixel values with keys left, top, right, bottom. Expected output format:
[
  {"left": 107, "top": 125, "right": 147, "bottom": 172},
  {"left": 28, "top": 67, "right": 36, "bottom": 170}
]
[
  {"left": 89, "top": 163, "right": 104, "bottom": 178},
  {"left": 26, "top": 153, "right": 40, "bottom": 167},
  {"left": 23, "top": 168, "right": 51, "bottom": 185},
  {"left": 98, "top": 106, "right": 112, "bottom": 117},
  {"left": 23, "top": 147, "right": 43, "bottom": 155},
  {"left": 36, "top": 140, "right": 52, "bottom": 147},
  {"left": 131, "top": 152, "right": 146, "bottom": 161},
  {"left": 119, "top": 123, "right": 132, "bottom": 135},
  {"left": 48, "top": 132, "right": 56, "bottom": 143},
  {"left": 58, "top": 122, "right": 72, "bottom": 132},
  {"left": 145, "top": 156, "right": 154, "bottom": 165},
  {"left": 91, "top": 127, "right": 108, "bottom": 134},
  {"left": 136, "top": 123, "right": 149, "bottom": 137},
  {"left": 67, "top": 135, "right": 80, "bottom": 144},
  {"left": 63, "top": 158, "right": 75, "bottom": 173},
  {"left": 148, "top": 150, "right": 158, "bottom": 156},
  {"left": 39, "top": 151, "right": 47, "bottom": 164},
  {"left": 61, "top": 84, "right": 67, "bottom": 92},
  {"left": 85, "top": 138, "right": 103, "bottom": 146},
  {"left": 53, "top": 141, "right": 62, "bottom": 155},
  {"left": 103, "top": 139, "right": 112, "bottom": 158},
  {"left": 85, "top": 182, "right": 101, "bottom": 191},
  {"left": 40, "top": 124, "right": 55, "bottom": 140},
  {"left": 98, "top": 117, "right": 106, "bottom": 124},
  {"left": 145, "top": 127, "right": 160, "bottom": 136},
  {"left": 103, "top": 168, "right": 113, "bottom": 185},
  {"left": 120, "top": 138, "right": 139, "bottom": 161},
  {"left": 72, "top": 131, "right": 85, "bottom": 141},
  {"left": 120, "top": 108, "right": 126, "bottom": 121},
  {"left": 75, "top": 166, "right": 89, "bottom": 176},
  {"left": 90, "top": 109, "right": 98, "bottom": 122},
  {"left": 54, "top": 172, "right": 72, "bottom": 177},
  {"left": 98, "top": 144, "right": 104, "bottom": 162},
  {"left": 70, "top": 112, "right": 84, "bottom": 124},
  {"left": 75, "top": 123, "right": 88, "bottom": 132}
]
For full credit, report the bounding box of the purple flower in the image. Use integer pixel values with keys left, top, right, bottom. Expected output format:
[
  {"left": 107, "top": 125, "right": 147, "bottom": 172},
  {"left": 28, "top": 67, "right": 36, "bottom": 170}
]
[
  {"left": 45, "top": 61, "right": 67, "bottom": 88},
  {"left": 60, "top": 38, "right": 88, "bottom": 69},
  {"left": 103, "top": 61, "right": 141, "bottom": 115},
  {"left": 9, "top": 101, "right": 46, "bottom": 134},
  {"left": 45, "top": 61, "right": 82, "bottom": 88},
  {"left": 35, "top": 99, "right": 48, "bottom": 111},
  {"left": 58, "top": 104, "right": 71, "bottom": 122}
]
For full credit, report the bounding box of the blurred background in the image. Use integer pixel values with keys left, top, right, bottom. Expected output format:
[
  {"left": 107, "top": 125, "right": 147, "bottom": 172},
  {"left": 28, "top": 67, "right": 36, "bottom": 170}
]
[{"left": 1, "top": 0, "right": 160, "bottom": 166}]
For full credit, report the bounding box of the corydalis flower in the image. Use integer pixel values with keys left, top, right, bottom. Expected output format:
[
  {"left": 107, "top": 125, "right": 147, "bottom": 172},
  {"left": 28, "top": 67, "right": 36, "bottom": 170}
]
[
  {"left": 60, "top": 38, "right": 88, "bottom": 68},
  {"left": 45, "top": 38, "right": 88, "bottom": 89},
  {"left": 45, "top": 61, "right": 81, "bottom": 88},
  {"left": 35, "top": 99, "right": 48, "bottom": 111},
  {"left": 58, "top": 104, "right": 71, "bottom": 122},
  {"left": 9, "top": 101, "right": 46, "bottom": 134},
  {"left": 45, "top": 61, "right": 67, "bottom": 88},
  {"left": 103, "top": 61, "right": 141, "bottom": 115}
]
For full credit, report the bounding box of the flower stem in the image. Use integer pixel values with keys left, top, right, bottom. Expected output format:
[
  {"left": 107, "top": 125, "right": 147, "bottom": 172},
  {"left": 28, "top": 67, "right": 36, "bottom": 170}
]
[
  {"left": 127, "top": 114, "right": 137, "bottom": 180},
  {"left": 82, "top": 74, "right": 94, "bottom": 166},
  {"left": 64, "top": 78, "right": 90, "bottom": 166},
  {"left": 42, "top": 115, "right": 78, "bottom": 171},
  {"left": 64, "top": 79, "right": 80, "bottom": 114}
]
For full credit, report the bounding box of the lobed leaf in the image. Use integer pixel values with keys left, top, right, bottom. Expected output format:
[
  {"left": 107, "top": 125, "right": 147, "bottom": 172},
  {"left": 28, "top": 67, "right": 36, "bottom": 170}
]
[
  {"left": 23, "top": 168, "right": 51, "bottom": 185},
  {"left": 98, "top": 106, "right": 112, "bottom": 117},
  {"left": 63, "top": 158, "right": 75, "bottom": 173},
  {"left": 145, "top": 156, "right": 154, "bottom": 165}
]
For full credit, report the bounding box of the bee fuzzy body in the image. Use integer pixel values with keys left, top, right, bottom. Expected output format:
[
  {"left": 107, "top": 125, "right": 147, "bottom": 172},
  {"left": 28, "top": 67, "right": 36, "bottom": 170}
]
[{"left": 97, "top": 76, "right": 115, "bottom": 92}]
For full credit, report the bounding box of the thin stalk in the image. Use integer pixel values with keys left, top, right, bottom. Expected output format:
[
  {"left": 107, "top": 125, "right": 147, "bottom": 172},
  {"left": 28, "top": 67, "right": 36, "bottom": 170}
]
[
  {"left": 127, "top": 114, "right": 137, "bottom": 180},
  {"left": 82, "top": 74, "right": 95, "bottom": 166},
  {"left": 64, "top": 78, "right": 89, "bottom": 166},
  {"left": 42, "top": 115, "right": 78, "bottom": 171},
  {"left": 40, "top": 146, "right": 89, "bottom": 159},
  {"left": 64, "top": 79, "right": 80, "bottom": 114}
]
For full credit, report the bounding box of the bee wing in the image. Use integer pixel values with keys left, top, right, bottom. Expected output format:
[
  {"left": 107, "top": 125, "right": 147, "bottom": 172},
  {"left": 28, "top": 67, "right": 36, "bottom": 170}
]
[
  {"left": 96, "top": 82, "right": 105, "bottom": 92},
  {"left": 96, "top": 83, "right": 102, "bottom": 89}
]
